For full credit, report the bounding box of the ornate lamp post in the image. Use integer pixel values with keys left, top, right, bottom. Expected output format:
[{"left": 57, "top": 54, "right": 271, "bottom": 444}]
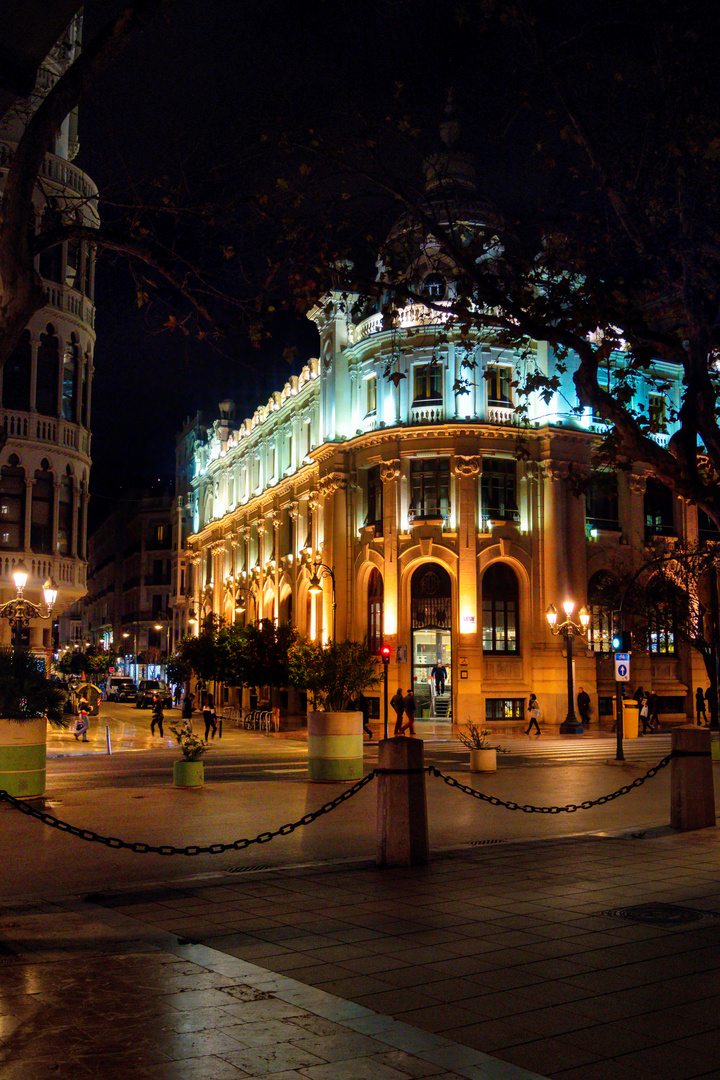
[
  {"left": 308, "top": 560, "right": 336, "bottom": 642},
  {"left": 546, "top": 599, "right": 590, "bottom": 734},
  {"left": 0, "top": 562, "right": 58, "bottom": 649}
]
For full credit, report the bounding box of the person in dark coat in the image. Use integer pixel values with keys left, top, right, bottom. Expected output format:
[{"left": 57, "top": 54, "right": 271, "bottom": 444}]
[
  {"left": 696, "top": 686, "right": 708, "bottom": 726},
  {"left": 647, "top": 689, "right": 660, "bottom": 732},
  {"left": 353, "top": 693, "right": 373, "bottom": 740},
  {"left": 202, "top": 700, "right": 218, "bottom": 739},
  {"left": 390, "top": 689, "right": 405, "bottom": 736},
  {"left": 577, "top": 687, "right": 591, "bottom": 725},
  {"left": 151, "top": 694, "right": 164, "bottom": 738},
  {"left": 431, "top": 663, "right": 447, "bottom": 695},
  {"left": 402, "top": 690, "right": 417, "bottom": 736},
  {"left": 181, "top": 691, "right": 194, "bottom": 720}
]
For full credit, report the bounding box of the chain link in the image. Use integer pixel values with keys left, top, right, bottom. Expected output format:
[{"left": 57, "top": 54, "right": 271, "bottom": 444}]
[
  {"left": 0, "top": 770, "right": 377, "bottom": 856},
  {"left": 426, "top": 753, "right": 673, "bottom": 812}
]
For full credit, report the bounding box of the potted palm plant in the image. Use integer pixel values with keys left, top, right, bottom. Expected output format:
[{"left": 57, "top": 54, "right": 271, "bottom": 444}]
[
  {"left": 288, "top": 639, "right": 381, "bottom": 782},
  {"left": 456, "top": 721, "right": 504, "bottom": 773},
  {"left": 168, "top": 722, "right": 209, "bottom": 788},
  {"left": 0, "top": 647, "right": 67, "bottom": 797}
]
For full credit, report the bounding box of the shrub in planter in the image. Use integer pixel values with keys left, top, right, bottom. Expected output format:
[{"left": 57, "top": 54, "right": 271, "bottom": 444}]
[
  {"left": 288, "top": 639, "right": 381, "bottom": 781},
  {"left": 168, "top": 722, "right": 209, "bottom": 788},
  {"left": 0, "top": 648, "right": 68, "bottom": 798}
]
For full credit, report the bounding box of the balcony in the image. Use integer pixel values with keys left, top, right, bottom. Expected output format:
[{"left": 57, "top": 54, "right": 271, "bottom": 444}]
[{"left": 2, "top": 410, "right": 90, "bottom": 457}]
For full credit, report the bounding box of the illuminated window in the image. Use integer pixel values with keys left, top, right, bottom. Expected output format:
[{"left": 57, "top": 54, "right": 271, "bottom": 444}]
[
  {"left": 365, "top": 375, "right": 377, "bottom": 415},
  {"left": 648, "top": 393, "right": 666, "bottom": 432},
  {"left": 0, "top": 460, "right": 25, "bottom": 550},
  {"left": 367, "top": 569, "right": 384, "bottom": 655},
  {"left": 409, "top": 458, "right": 450, "bottom": 521},
  {"left": 482, "top": 563, "right": 519, "bottom": 654},
  {"left": 486, "top": 698, "right": 524, "bottom": 721},
  {"left": 62, "top": 334, "right": 79, "bottom": 421},
  {"left": 366, "top": 466, "right": 383, "bottom": 532},
  {"left": 413, "top": 364, "right": 442, "bottom": 403},
  {"left": 486, "top": 365, "right": 512, "bottom": 405},
  {"left": 481, "top": 460, "right": 518, "bottom": 523},
  {"left": 587, "top": 571, "right": 614, "bottom": 653},
  {"left": 423, "top": 273, "right": 446, "bottom": 299}
]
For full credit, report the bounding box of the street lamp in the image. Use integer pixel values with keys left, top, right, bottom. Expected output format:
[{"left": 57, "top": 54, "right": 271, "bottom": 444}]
[
  {"left": 546, "top": 599, "right": 590, "bottom": 734},
  {"left": 122, "top": 629, "right": 138, "bottom": 684},
  {"left": 308, "top": 560, "right": 336, "bottom": 642},
  {"left": 0, "top": 562, "right": 58, "bottom": 649}
]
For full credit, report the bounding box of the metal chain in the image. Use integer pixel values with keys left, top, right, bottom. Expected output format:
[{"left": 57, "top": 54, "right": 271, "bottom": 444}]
[
  {"left": 0, "top": 770, "right": 377, "bottom": 856},
  {"left": 426, "top": 754, "right": 673, "bottom": 813}
]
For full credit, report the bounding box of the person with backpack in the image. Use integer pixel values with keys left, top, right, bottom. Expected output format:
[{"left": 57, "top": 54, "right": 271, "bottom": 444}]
[{"left": 525, "top": 693, "right": 541, "bottom": 735}]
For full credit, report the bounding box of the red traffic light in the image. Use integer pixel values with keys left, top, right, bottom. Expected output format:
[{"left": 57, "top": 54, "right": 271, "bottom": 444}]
[{"left": 380, "top": 645, "right": 391, "bottom": 664}]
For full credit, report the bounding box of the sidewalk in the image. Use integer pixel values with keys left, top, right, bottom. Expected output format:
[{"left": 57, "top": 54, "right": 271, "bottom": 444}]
[{"left": 2, "top": 824, "right": 720, "bottom": 1079}]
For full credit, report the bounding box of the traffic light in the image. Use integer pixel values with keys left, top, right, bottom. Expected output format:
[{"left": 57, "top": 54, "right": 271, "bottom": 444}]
[
  {"left": 380, "top": 644, "right": 391, "bottom": 666},
  {"left": 612, "top": 630, "right": 632, "bottom": 652}
]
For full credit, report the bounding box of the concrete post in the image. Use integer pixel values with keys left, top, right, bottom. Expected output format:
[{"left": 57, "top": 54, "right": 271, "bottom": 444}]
[
  {"left": 670, "top": 727, "right": 716, "bottom": 831},
  {"left": 376, "top": 737, "right": 429, "bottom": 867}
]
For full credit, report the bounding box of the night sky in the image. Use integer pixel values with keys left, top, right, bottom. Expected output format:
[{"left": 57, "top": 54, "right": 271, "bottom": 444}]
[{"left": 70, "top": 0, "right": 573, "bottom": 514}]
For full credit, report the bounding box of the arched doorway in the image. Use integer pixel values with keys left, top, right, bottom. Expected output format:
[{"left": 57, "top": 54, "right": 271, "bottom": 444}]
[{"left": 410, "top": 563, "right": 452, "bottom": 718}]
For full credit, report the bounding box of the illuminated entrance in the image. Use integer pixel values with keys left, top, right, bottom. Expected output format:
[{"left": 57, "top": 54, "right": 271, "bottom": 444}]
[{"left": 410, "top": 564, "right": 452, "bottom": 718}]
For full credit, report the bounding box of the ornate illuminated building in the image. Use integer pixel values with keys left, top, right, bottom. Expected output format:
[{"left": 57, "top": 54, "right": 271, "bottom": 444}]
[
  {"left": 184, "top": 128, "right": 703, "bottom": 726},
  {"left": 0, "top": 13, "right": 96, "bottom": 658}
]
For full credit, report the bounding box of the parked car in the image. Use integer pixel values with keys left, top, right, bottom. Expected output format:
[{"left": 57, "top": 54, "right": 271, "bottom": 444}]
[
  {"left": 135, "top": 680, "right": 172, "bottom": 708},
  {"left": 106, "top": 676, "right": 138, "bottom": 702}
]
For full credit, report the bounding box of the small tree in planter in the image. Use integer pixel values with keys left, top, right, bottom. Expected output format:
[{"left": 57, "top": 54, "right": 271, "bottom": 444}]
[
  {"left": 0, "top": 648, "right": 68, "bottom": 798},
  {"left": 168, "top": 721, "right": 209, "bottom": 789},
  {"left": 456, "top": 721, "right": 505, "bottom": 773},
  {"left": 288, "top": 639, "right": 381, "bottom": 781}
]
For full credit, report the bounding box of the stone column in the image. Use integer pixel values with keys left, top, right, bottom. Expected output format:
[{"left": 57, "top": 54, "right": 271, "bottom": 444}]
[
  {"left": 454, "top": 455, "right": 481, "bottom": 717},
  {"left": 376, "top": 737, "right": 429, "bottom": 867}
]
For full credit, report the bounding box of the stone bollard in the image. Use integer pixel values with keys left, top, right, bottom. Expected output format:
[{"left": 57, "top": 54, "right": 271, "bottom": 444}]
[
  {"left": 670, "top": 727, "right": 716, "bottom": 831},
  {"left": 376, "top": 737, "right": 429, "bottom": 867}
]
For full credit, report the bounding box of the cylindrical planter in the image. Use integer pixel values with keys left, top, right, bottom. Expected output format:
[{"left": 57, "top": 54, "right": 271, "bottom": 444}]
[
  {"left": 173, "top": 759, "right": 204, "bottom": 788},
  {"left": 0, "top": 718, "right": 47, "bottom": 798},
  {"left": 470, "top": 747, "right": 497, "bottom": 773},
  {"left": 308, "top": 711, "right": 363, "bottom": 782}
]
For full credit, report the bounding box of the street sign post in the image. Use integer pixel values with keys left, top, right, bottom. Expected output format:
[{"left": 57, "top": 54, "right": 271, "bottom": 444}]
[{"left": 614, "top": 652, "right": 630, "bottom": 682}]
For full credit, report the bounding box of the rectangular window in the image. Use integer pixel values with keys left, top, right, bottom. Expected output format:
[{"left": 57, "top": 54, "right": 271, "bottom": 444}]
[
  {"left": 486, "top": 365, "right": 512, "bottom": 405},
  {"left": 648, "top": 393, "right": 666, "bottom": 432},
  {"left": 644, "top": 480, "right": 674, "bottom": 539},
  {"left": 286, "top": 433, "right": 293, "bottom": 470},
  {"left": 153, "top": 523, "right": 169, "bottom": 548},
  {"left": 586, "top": 473, "right": 619, "bottom": 531},
  {"left": 485, "top": 698, "right": 524, "bottom": 721},
  {"left": 366, "top": 466, "right": 383, "bottom": 532},
  {"left": 365, "top": 376, "right": 377, "bottom": 415},
  {"left": 649, "top": 618, "right": 675, "bottom": 655},
  {"left": 409, "top": 459, "right": 450, "bottom": 521},
  {"left": 413, "top": 364, "right": 442, "bottom": 404},
  {"left": 268, "top": 446, "right": 276, "bottom": 480},
  {"left": 587, "top": 606, "right": 613, "bottom": 653},
  {"left": 481, "top": 460, "right": 518, "bottom": 523}
]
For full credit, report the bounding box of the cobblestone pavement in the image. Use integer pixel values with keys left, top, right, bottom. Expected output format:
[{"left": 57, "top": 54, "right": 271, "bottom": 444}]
[{"left": 3, "top": 826, "right": 720, "bottom": 1080}]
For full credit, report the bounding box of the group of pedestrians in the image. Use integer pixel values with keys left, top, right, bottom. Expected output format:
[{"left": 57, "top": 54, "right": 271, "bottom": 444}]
[
  {"left": 633, "top": 685, "right": 660, "bottom": 734},
  {"left": 149, "top": 690, "right": 219, "bottom": 740},
  {"left": 390, "top": 688, "right": 417, "bottom": 736}
]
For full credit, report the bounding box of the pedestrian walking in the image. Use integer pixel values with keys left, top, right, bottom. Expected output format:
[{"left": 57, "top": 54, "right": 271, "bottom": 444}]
[
  {"left": 173, "top": 683, "right": 182, "bottom": 707},
  {"left": 354, "top": 693, "right": 373, "bottom": 740},
  {"left": 648, "top": 689, "right": 660, "bottom": 731},
  {"left": 202, "top": 700, "right": 218, "bottom": 739},
  {"left": 639, "top": 693, "right": 652, "bottom": 734},
  {"left": 577, "top": 686, "right": 591, "bottom": 725},
  {"left": 525, "top": 693, "right": 541, "bottom": 735},
  {"left": 402, "top": 689, "right": 416, "bottom": 736},
  {"left": 696, "top": 686, "right": 708, "bottom": 726},
  {"left": 74, "top": 695, "right": 90, "bottom": 742},
  {"left": 390, "top": 688, "right": 405, "bottom": 736},
  {"left": 150, "top": 694, "right": 164, "bottom": 738},
  {"left": 181, "top": 691, "right": 194, "bottom": 721},
  {"left": 431, "top": 662, "right": 447, "bottom": 695}
]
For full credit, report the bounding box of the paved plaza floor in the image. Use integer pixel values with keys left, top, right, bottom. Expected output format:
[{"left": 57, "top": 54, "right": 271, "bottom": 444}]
[{"left": 2, "top": 823, "right": 720, "bottom": 1080}]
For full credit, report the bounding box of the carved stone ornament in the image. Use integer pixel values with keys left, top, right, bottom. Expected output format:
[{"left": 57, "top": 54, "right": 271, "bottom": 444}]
[
  {"left": 379, "top": 459, "right": 401, "bottom": 483},
  {"left": 288, "top": 501, "right": 300, "bottom": 520},
  {"left": 306, "top": 491, "right": 320, "bottom": 511},
  {"left": 210, "top": 540, "right": 226, "bottom": 556},
  {"left": 453, "top": 455, "right": 481, "bottom": 478},
  {"left": 319, "top": 472, "right": 348, "bottom": 497},
  {"left": 628, "top": 472, "right": 649, "bottom": 495}
]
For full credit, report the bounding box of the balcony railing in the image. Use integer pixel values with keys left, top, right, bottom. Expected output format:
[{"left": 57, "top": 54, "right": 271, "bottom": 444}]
[{"left": 1, "top": 410, "right": 90, "bottom": 457}]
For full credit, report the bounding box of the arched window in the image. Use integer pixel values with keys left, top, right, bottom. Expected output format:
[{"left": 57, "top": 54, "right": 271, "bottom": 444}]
[
  {"left": 62, "top": 334, "right": 80, "bottom": 421},
  {"left": 0, "top": 459, "right": 25, "bottom": 550},
  {"left": 644, "top": 480, "right": 675, "bottom": 539},
  {"left": 482, "top": 563, "right": 519, "bottom": 654},
  {"left": 31, "top": 466, "right": 53, "bottom": 554},
  {"left": 587, "top": 571, "right": 615, "bottom": 653},
  {"left": 36, "top": 325, "right": 59, "bottom": 418},
  {"left": 367, "top": 568, "right": 384, "bottom": 655},
  {"left": 3, "top": 330, "right": 32, "bottom": 411}
]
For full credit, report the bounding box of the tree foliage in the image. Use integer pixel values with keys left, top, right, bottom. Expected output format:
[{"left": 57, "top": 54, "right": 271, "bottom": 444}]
[
  {"left": 56, "top": 647, "right": 112, "bottom": 677},
  {"left": 0, "top": 647, "right": 66, "bottom": 724},
  {"left": 288, "top": 638, "right": 381, "bottom": 712}
]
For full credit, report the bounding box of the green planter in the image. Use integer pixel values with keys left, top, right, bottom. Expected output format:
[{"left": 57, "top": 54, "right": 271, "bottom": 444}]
[
  {"left": 308, "top": 711, "right": 363, "bottom": 782},
  {"left": 173, "top": 759, "right": 204, "bottom": 788},
  {"left": 0, "top": 718, "right": 47, "bottom": 798}
]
